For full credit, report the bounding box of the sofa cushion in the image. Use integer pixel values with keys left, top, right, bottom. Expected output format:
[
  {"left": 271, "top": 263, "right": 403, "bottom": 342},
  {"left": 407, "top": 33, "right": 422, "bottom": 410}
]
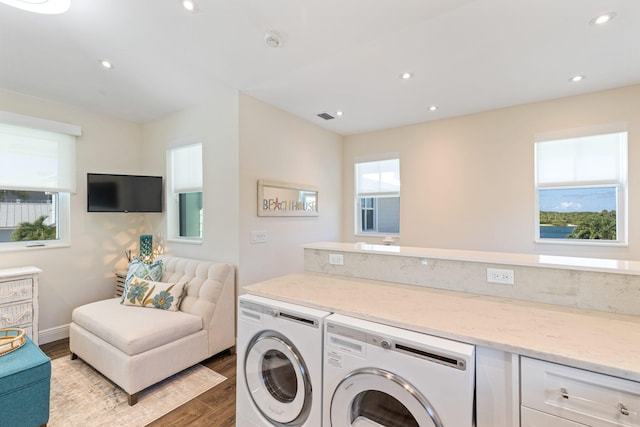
[
  {"left": 122, "top": 278, "right": 185, "bottom": 311},
  {"left": 72, "top": 298, "right": 202, "bottom": 355},
  {"left": 160, "top": 257, "right": 231, "bottom": 330}
]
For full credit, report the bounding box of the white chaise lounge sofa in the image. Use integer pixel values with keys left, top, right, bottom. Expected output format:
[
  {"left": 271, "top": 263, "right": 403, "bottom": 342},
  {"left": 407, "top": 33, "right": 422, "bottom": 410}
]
[{"left": 69, "top": 256, "right": 235, "bottom": 405}]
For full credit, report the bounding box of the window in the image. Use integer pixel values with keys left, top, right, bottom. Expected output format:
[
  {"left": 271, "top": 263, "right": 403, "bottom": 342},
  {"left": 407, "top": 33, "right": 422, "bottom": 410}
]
[
  {"left": 535, "top": 129, "right": 627, "bottom": 244},
  {"left": 355, "top": 155, "right": 400, "bottom": 235},
  {"left": 0, "top": 190, "right": 58, "bottom": 242},
  {"left": 0, "top": 111, "right": 79, "bottom": 248},
  {"left": 167, "top": 143, "right": 203, "bottom": 240}
]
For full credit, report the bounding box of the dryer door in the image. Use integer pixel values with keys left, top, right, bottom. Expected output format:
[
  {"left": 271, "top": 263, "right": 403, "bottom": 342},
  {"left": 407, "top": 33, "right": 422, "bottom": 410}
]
[
  {"left": 330, "top": 368, "right": 443, "bottom": 427},
  {"left": 245, "top": 331, "right": 313, "bottom": 426}
]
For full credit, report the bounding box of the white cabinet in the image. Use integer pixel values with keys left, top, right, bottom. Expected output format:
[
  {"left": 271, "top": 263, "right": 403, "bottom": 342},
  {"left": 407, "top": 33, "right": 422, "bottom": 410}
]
[
  {"left": 0, "top": 266, "right": 41, "bottom": 345},
  {"left": 521, "top": 407, "right": 588, "bottom": 426},
  {"left": 476, "top": 347, "right": 520, "bottom": 427},
  {"left": 521, "top": 356, "right": 640, "bottom": 427}
]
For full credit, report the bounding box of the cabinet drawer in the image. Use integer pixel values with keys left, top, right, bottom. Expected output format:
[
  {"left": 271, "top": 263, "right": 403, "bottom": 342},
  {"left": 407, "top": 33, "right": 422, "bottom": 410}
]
[
  {"left": 522, "top": 406, "right": 588, "bottom": 426},
  {"left": 21, "top": 324, "right": 33, "bottom": 341},
  {"left": 0, "top": 302, "right": 33, "bottom": 328},
  {"left": 0, "top": 278, "right": 33, "bottom": 304},
  {"left": 521, "top": 357, "right": 640, "bottom": 427},
  {"left": 8, "top": 323, "right": 34, "bottom": 341}
]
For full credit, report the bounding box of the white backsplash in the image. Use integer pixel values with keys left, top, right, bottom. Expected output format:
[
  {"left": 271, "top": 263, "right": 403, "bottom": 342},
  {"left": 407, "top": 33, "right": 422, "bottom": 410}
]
[{"left": 304, "top": 247, "right": 640, "bottom": 316}]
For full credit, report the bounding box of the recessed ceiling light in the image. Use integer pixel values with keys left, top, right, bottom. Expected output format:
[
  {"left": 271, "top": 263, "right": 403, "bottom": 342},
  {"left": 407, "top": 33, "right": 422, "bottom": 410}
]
[
  {"left": 428, "top": 105, "right": 438, "bottom": 111},
  {"left": 0, "top": 0, "right": 70, "bottom": 14},
  {"left": 569, "top": 75, "right": 585, "bottom": 83},
  {"left": 336, "top": 111, "right": 343, "bottom": 117},
  {"left": 181, "top": 0, "right": 197, "bottom": 12},
  {"left": 401, "top": 72, "right": 412, "bottom": 80},
  {"left": 590, "top": 12, "right": 616, "bottom": 26},
  {"left": 100, "top": 60, "right": 113, "bottom": 69},
  {"left": 264, "top": 31, "right": 282, "bottom": 48}
]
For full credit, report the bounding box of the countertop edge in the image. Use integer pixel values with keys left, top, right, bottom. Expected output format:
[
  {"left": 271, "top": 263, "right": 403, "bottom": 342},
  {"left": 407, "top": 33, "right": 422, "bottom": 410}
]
[
  {"left": 0, "top": 266, "right": 43, "bottom": 278},
  {"left": 304, "top": 242, "right": 640, "bottom": 276}
]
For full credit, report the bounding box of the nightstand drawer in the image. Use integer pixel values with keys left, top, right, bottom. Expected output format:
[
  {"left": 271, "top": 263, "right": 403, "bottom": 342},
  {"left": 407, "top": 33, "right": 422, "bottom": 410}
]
[
  {"left": 521, "top": 357, "right": 640, "bottom": 427},
  {"left": 0, "top": 302, "right": 33, "bottom": 328},
  {"left": 21, "top": 324, "right": 34, "bottom": 341},
  {"left": 0, "top": 278, "right": 33, "bottom": 304}
]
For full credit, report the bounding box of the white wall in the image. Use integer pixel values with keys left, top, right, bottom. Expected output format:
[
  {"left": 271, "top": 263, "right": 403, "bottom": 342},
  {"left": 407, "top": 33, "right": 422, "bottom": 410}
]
[
  {"left": 0, "top": 89, "right": 145, "bottom": 342},
  {"left": 142, "top": 90, "right": 240, "bottom": 266},
  {"left": 342, "top": 85, "right": 640, "bottom": 260},
  {"left": 238, "top": 94, "right": 343, "bottom": 287},
  {"left": 0, "top": 86, "right": 339, "bottom": 342},
  {"left": 8, "top": 79, "right": 638, "bottom": 343}
]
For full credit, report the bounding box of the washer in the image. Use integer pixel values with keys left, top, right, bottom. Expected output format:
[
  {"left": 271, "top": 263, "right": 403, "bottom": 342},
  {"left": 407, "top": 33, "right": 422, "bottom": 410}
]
[
  {"left": 323, "top": 314, "right": 475, "bottom": 427},
  {"left": 237, "top": 294, "right": 331, "bottom": 427}
]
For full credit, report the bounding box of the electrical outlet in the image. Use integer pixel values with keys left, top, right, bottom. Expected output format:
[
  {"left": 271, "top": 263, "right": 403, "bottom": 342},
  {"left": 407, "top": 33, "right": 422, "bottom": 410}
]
[
  {"left": 250, "top": 231, "right": 267, "bottom": 244},
  {"left": 487, "top": 268, "right": 514, "bottom": 285},
  {"left": 329, "top": 254, "right": 344, "bottom": 266}
]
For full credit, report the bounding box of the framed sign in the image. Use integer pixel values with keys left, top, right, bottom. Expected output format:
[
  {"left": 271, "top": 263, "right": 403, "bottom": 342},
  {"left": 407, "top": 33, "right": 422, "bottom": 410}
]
[{"left": 258, "top": 180, "right": 318, "bottom": 217}]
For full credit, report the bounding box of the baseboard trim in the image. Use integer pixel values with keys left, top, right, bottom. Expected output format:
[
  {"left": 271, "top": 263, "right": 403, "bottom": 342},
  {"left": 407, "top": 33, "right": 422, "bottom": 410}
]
[{"left": 39, "top": 323, "right": 70, "bottom": 345}]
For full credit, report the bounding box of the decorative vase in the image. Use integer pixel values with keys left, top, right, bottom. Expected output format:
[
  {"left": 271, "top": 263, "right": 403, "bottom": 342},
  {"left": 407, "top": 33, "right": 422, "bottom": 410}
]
[{"left": 139, "top": 235, "right": 153, "bottom": 264}]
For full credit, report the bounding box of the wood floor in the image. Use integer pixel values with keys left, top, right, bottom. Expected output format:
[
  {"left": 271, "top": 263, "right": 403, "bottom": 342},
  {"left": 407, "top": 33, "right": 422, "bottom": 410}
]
[{"left": 40, "top": 339, "right": 237, "bottom": 426}]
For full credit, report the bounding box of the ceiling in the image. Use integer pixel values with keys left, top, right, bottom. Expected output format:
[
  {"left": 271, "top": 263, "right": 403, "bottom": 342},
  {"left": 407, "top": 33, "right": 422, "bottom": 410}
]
[{"left": 0, "top": 0, "right": 638, "bottom": 136}]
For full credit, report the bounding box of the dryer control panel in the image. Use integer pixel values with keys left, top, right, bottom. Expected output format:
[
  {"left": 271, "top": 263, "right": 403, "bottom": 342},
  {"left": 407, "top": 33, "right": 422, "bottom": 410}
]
[{"left": 326, "top": 318, "right": 470, "bottom": 371}]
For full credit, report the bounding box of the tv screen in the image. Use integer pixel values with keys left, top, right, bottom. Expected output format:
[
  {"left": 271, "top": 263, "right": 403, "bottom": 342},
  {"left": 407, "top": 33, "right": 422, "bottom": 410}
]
[{"left": 87, "top": 173, "right": 163, "bottom": 213}]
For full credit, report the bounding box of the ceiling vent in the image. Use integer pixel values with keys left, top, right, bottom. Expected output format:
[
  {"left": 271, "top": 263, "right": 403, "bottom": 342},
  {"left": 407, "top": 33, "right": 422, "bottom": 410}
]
[{"left": 317, "top": 112, "right": 335, "bottom": 120}]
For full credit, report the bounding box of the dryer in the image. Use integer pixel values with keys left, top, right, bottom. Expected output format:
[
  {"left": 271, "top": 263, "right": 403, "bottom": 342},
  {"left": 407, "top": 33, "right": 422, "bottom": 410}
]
[
  {"left": 237, "top": 294, "right": 331, "bottom": 427},
  {"left": 323, "top": 314, "right": 475, "bottom": 427}
]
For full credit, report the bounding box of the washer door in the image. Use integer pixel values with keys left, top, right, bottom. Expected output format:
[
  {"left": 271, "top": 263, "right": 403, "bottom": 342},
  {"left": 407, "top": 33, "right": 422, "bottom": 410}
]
[
  {"left": 244, "top": 331, "right": 313, "bottom": 426},
  {"left": 330, "top": 368, "right": 443, "bottom": 427}
]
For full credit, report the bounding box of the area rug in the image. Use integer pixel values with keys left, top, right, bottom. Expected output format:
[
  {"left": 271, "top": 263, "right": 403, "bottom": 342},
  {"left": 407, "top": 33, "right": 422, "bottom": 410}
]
[{"left": 48, "top": 357, "right": 226, "bottom": 426}]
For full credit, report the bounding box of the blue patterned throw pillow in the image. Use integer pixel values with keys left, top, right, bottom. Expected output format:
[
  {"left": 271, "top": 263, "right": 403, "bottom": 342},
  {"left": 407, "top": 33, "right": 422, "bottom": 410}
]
[
  {"left": 121, "top": 258, "right": 164, "bottom": 302},
  {"left": 122, "top": 277, "right": 185, "bottom": 311}
]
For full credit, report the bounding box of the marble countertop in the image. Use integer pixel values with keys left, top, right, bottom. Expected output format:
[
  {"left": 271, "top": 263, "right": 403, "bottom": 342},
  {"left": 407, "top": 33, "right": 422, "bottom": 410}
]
[
  {"left": 245, "top": 272, "right": 640, "bottom": 382},
  {"left": 304, "top": 242, "right": 640, "bottom": 276}
]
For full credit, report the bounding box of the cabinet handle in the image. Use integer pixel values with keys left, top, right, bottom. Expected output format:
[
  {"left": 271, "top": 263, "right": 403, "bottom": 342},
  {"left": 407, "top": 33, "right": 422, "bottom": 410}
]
[
  {"left": 1, "top": 311, "right": 29, "bottom": 325},
  {"left": 619, "top": 403, "right": 630, "bottom": 416},
  {"left": 559, "top": 388, "right": 634, "bottom": 417},
  {"left": 0, "top": 290, "right": 24, "bottom": 299}
]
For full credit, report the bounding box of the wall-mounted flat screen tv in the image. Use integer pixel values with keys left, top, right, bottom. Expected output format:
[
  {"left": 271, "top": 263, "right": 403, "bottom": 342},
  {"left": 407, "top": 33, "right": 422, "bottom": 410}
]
[{"left": 87, "top": 173, "right": 163, "bottom": 213}]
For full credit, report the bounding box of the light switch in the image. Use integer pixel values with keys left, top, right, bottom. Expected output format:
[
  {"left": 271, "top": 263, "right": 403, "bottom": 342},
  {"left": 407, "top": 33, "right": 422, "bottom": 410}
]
[{"left": 250, "top": 231, "right": 267, "bottom": 244}]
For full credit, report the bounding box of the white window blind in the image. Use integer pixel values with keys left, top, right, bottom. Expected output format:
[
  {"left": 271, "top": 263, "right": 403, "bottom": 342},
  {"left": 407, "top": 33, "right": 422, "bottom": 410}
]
[
  {"left": 356, "top": 158, "right": 400, "bottom": 196},
  {"left": 0, "top": 122, "right": 77, "bottom": 193},
  {"left": 536, "top": 132, "right": 626, "bottom": 186},
  {"left": 170, "top": 144, "right": 202, "bottom": 193}
]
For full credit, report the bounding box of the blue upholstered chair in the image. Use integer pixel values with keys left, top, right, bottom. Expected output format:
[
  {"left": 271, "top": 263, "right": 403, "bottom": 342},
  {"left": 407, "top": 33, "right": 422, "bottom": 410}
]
[{"left": 0, "top": 336, "right": 51, "bottom": 427}]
